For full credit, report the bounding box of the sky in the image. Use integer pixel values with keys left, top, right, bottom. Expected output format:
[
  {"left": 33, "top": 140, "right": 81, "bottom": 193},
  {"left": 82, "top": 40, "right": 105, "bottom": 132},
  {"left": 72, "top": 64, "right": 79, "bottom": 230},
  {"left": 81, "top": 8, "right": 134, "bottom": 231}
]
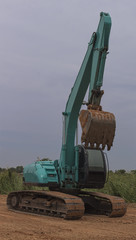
[{"left": 0, "top": 0, "right": 136, "bottom": 170}]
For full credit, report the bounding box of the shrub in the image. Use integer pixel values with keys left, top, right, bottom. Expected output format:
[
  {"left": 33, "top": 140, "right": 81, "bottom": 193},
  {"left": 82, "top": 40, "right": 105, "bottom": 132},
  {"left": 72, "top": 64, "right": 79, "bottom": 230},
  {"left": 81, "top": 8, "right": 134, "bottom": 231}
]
[
  {"left": 0, "top": 170, "right": 23, "bottom": 194},
  {"left": 1, "top": 169, "right": 136, "bottom": 202},
  {"left": 115, "top": 169, "right": 126, "bottom": 174}
]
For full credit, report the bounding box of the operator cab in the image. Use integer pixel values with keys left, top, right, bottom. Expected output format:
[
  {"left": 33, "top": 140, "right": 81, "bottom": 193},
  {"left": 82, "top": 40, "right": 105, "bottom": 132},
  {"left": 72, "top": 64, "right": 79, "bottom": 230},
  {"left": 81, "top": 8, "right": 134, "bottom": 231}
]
[{"left": 78, "top": 145, "right": 107, "bottom": 189}]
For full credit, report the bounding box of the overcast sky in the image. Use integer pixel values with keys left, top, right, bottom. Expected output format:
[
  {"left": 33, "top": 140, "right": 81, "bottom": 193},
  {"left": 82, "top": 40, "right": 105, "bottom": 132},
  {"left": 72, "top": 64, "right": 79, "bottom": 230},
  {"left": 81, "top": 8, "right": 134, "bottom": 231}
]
[{"left": 0, "top": 0, "right": 136, "bottom": 170}]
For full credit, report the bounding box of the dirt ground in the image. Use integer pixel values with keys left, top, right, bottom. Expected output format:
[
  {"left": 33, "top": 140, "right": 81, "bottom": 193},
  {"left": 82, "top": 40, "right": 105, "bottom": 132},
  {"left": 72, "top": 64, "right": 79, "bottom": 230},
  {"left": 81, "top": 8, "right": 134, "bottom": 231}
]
[{"left": 0, "top": 195, "right": 136, "bottom": 240}]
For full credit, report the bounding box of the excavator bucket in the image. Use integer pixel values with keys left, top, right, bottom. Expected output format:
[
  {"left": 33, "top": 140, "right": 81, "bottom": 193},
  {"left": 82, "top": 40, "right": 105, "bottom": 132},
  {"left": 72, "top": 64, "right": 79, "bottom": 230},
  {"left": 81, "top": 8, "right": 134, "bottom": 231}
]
[{"left": 79, "top": 108, "right": 116, "bottom": 150}]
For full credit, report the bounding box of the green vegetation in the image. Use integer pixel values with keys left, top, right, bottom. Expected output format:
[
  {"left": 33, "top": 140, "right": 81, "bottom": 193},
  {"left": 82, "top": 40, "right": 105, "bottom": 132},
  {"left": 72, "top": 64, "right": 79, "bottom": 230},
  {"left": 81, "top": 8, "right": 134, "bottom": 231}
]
[
  {"left": 100, "top": 171, "right": 136, "bottom": 202},
  {"left": 0, "top": 166, "right": 23, "bottom": 174},
  {"left": 0, "top": 168, "right": 136, "bottom": 202},
  {"left": 0, "top": 170, "right": 23, "bottom": 194},
  {"left": 0, "top": 167, "right": 46, "bottom": 194}
]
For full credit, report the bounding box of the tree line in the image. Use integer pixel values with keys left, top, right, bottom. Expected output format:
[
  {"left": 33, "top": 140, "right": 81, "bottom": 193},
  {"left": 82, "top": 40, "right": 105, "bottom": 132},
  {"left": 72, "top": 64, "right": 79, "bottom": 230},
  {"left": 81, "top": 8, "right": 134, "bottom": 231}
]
[
  {"left": 0, "top": 166, "right": 23, "bottom": 174},
  {"left": 1, "top": 167, "right": 136, "bottom": 175}
]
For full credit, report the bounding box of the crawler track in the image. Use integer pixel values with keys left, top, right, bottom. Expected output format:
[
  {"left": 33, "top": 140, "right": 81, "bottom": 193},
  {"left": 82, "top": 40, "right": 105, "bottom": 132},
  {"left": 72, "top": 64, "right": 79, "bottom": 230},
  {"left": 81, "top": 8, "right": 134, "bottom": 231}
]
[
  {"left": 7, "top": 190, "right": 127, "bottom": 220},
  {"left": 80, "top": 191, "right": 127, "bottom": 217},
  {"left": 7, "top": 190, "right": 85, "bottom": 220}
]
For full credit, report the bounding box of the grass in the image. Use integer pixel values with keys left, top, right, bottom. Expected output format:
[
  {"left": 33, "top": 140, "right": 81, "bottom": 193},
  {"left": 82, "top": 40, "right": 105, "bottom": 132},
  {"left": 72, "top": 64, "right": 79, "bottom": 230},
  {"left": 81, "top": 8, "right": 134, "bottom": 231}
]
[
  {"left": 84, "top": 171, "right": 136, "bottom": 202},
  {"left": 101, "top": 171, "right": 136, "bottom": 202},
  {"left": 0, "top": 170, "right": 136, "bottom": 202},
  {"left": 0, "top": 170, "right": 23, "bottom": 194},
  {"left": 0, "top": 170, "right": 47, "bottom": 194}
]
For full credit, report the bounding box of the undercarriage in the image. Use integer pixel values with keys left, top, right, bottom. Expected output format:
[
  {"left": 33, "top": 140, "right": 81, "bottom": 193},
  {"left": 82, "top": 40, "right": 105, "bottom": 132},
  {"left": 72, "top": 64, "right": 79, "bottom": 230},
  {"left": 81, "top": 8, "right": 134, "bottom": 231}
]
[{"left": 7, "top": 190, "right": 127, "bottom": 220}]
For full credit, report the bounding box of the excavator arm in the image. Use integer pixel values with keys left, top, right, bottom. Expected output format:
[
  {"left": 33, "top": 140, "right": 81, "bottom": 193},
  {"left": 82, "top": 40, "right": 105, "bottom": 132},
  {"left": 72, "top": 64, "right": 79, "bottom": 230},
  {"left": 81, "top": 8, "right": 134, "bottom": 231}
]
[{"left": 88, "top": 12, "right": 111, "bottom": 103}]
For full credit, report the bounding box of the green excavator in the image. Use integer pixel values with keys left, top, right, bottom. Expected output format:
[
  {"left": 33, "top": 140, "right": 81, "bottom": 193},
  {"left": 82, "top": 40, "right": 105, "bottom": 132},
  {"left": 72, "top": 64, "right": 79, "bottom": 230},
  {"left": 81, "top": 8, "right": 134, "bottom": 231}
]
[{"left": 7, "top": 12, "right": 127, "bottom": 219}]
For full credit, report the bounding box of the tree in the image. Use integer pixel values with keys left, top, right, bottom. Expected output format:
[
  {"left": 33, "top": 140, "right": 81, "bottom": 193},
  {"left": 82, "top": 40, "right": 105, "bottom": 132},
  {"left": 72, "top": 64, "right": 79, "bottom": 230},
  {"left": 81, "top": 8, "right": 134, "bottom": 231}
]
[
  {"left": 115, "top": 169, "right": 126, "bottom": 174},
  {"left": 16, "top": 166, "right": 23, "bottom": 173}
]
